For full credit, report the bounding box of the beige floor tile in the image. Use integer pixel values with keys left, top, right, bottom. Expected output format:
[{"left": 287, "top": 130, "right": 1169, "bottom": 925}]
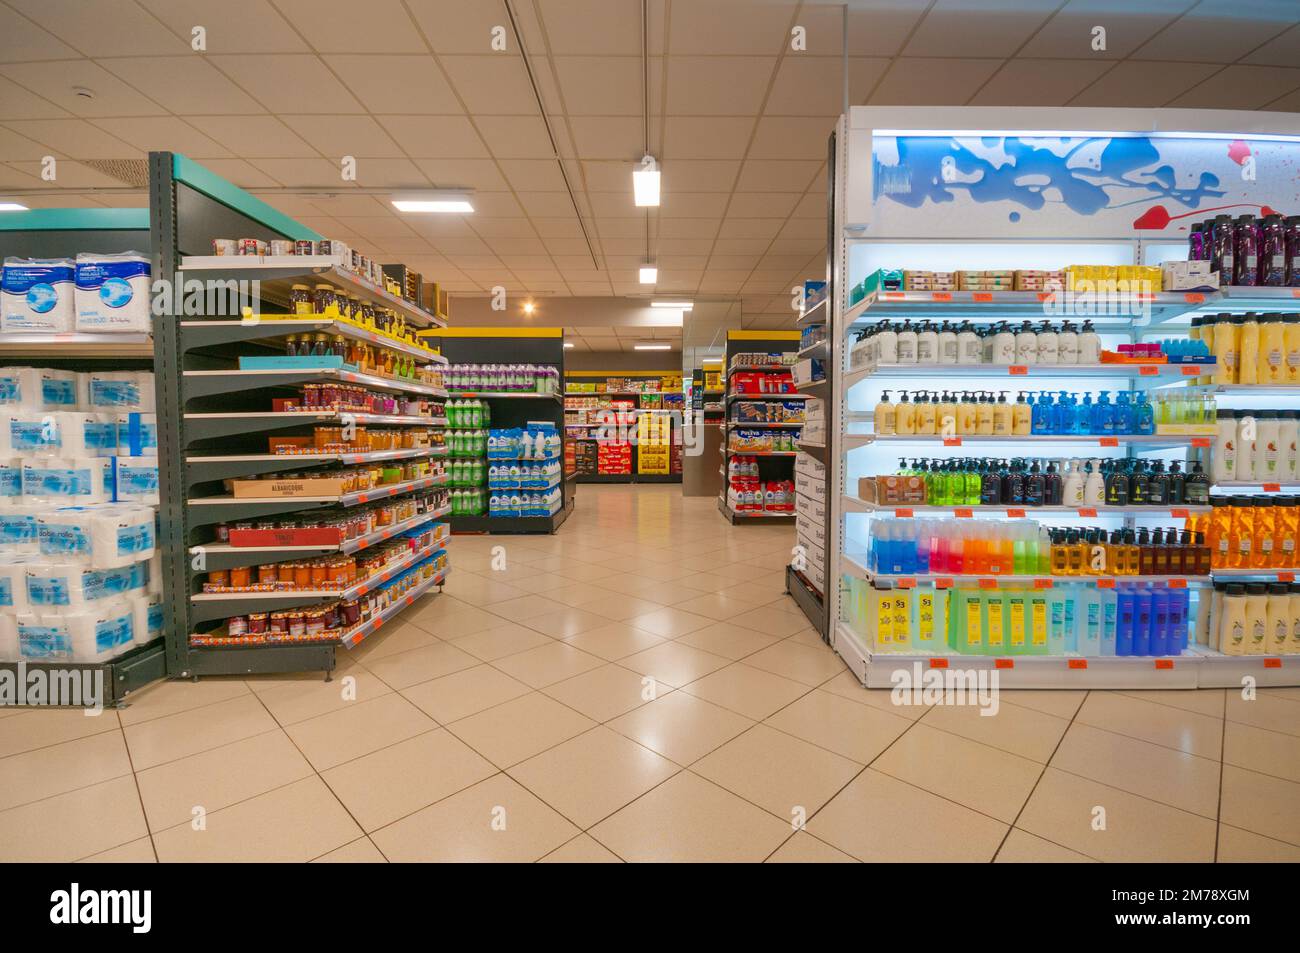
[
  {"left": 784, "top": 627, "right": 828, "bottom": 648},
  {"left": 741, "top": 639, "right": 846, "bottom": 686},
  {"left": 1217, "top": 823, "right": 1300, "bottom": 862},
  {"left": 406, "top": 601, "right": 503, "bottom": 639},
  {"left": 672, "top": 592, "right": 768, "bottom": 622},
  {"left": 487, "top": 594, "right": 571, "bottom": 618},
  {"left": 153, "top": 776, "right": 361, "bottom": 862},
  {"left": 0, "top": 775, "right": 148, "bottom": 862},
  {"left": 452, "top": 621, "right": 553, "bottom": 662},
  {"left": 562, "top": 621, "right": 666, "bottom": 660},
  {"left": 539, "top": 833, "right": 623, "bottom": 863},
  {"left": 509, "top": 726, "right": 679, "bottom": 828},
  {"left": 617, "top": 641, "right": 731, "bottom": 689},
  {"left": 820, "top": 670, "right": 932, "bottom": 720},
  {"left": 0, "top": 729, "right": 132, "bottom": 812},
  {"left": 491, "top": 641, "right": 606, "bottom": 689},
  {"left": 124, "top": 693, "right": 278, "bottom": 771},
  {"left": 0, "top": 707, "right": 120, "bottom": 760},
  {"left": 1223, "top": 720, "right": 1300, "bottom": 784},
  {"left": 693, "top": 724, "right": 862, "bottom": 821},
  {"left": 1118, "top": 688, "right": 1226, "bottom": 718},
  {"left": 348, "top": 620, "right": 438, "bottom": 663},
  {"left": 683, "top": 662, "right": 811, "bottom": 720},
  {"left": 607, "top": 691, "right": 755, "bottom": 766},
  {"left": 284, "top": 693, "right": 436, "bottom": 771},
  {"left": 764, "top": 690, "right": 914, "bottom": 764},
  {"left": 585, "top": 595, "right": 669, "bottom": 621},
  {"left": 446, "top": 692, "right": 595, "bottom": 768},
  {"left": 807, "top": 769, "right": 1008, "bottom": 862},
  {"left": 1051, "top": 723, "right": 1220, "bottom": 818},
  {"left": 79, "top": 836, "right": 157, "bottom": 863},
  {"left": 995, "top": 689, "right": 1087, "bottom": 719},
  {"left": 919, "top": 697, "right": 1070, "bottom": 763},
  {"left": 400, "top": 664, "right": 531, "bottom": 724},
  {"left": 519, "top": 606, "right": 611, "bottom": 640},
  {"left": 589, "top": 771, "right": 791, "bottom": 862},
  {"left": 1016, "top": 768, "right": 1216, "bottom": 862},
  {"left": 554, "top": 562, "right": 624, "bottom": 583},
  {"left": 364, "top": 640, "right": 479, "bottom": 691},
  {"left": 313, "top": 836, "right": 388, "bottom": 862},
  {"left": 1076, "top": 691, "right": 1223, "bottom": 759},
  {"left": 722, "top": 580, "right": 793, "bottom": 603},
  {"left": 135, "top": 729, "right": 312, "bottom": 832},
  {"left": 676, "top": 620, "right": 783, "bottom": 660},
  {"left": 370, "top": 774, "right": 578, "bottom": 862},
  {"left": 1219, "top": 765, "right": 1300, "bottom": 846},
  {"left": 322, "top": 728, "right": 496, "bottom": 832},
  {"left": 765, "top": 831, "right": 859, "bottom": 863},
  {"left": 256, "top": 667, "right": 393, "bottom": 727},
  {"left": 994, "top": 829, "right": 1097, "bottom": 863},
  {"left": 627, "top": 606, "right": 715, "bottom": 639},
  {"left": 1225, "top": 692, "right": 1300, "bottom": 738},
  {"left": 117, "top": 678, "right": 250, "bottom": 726},
  {"left": 542, "top": 663, "right": 664, "bottom": 722},
  {"left": 725, "top": 606, "right": 814, "bottom": 639},
  {"left": 873, "top": 724, "right": 1041, "bottom": 824}
]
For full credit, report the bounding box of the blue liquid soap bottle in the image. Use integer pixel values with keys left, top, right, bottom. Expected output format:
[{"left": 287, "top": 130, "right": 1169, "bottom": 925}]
[
  {"left": 1115, "top": 583, "right": 1136, "bottom": 656},
  {"left": 1099, "top": 586, "right": 1118, "bottom": 656},
  {"left": 1030, "top": 391, "right": 1051, "bottom": 434},
  {"left": 1132, "top": 583, "right": 1153, "bottom": 656},
  {"left": 1151, "top": 585, "right": 1170, "bottom": 656},
  {"left": 1091, "top": 390, "right": 1114, "bottom": 435},
  {"left": 1134, "top": 391, "right": 1155, "bottom": 435},
  {"left": 1052, "top": 391, "right": 1074, "bottom": 435},
  {"left": 1115, "top": 390, "right": 1134, "bottom": 435},
  {"left": 1074, "top": 393, "right": 1093, "bottom": 434},
  {"left": 1169, "top": 586, "right": 1189, "bottom": 651}
]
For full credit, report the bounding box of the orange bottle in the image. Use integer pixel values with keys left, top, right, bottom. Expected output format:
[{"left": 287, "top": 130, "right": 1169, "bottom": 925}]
[
  {"left": 1228, "top": 498, "right": 1255, "bottom": 569},
  {"left": 1276, "top": 497, "right": 1299, "bottom": 568},
  {"left": 1252, "top": 502, "right": 1277, "bottom": 569},
  {"left": 1207, "top": 498, "right": 1233, "bottom": 569},
  {"left": 967, "top": 527, "right": 988, "bottom": 575}
]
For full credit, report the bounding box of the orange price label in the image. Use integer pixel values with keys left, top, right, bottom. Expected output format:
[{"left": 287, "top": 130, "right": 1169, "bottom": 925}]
[
  {"left": 954, "top": 508, "right": 974, "bottom": 518},
  {"left": 895, "top": 508, "right": 914, "bottom": 518},
  {"left": 1068, "top": 659, "right": 1088, "bottom": 670},
  {"left": 1036, "top": 292, "right": 1056, "bottom": 303},
  {"left": 883, "top": 292, "right": 905, "bottom": 300},
  {"left": 1181, "top": 365, "right": 1201, "bottom": 376},
  {"left": 1098, "top": 437, "right": 1119, "bottom": 447},
  {"left": 897, "top": 578, "right": 916, "bottom": 588},
  {"left": 1171, "top": 508, "right": 1190, "bottom": 519},
  {"left": 972, "top": 292, "right": 993, "bottom": 303},
  {"left": 372, "top": 617, "right": 383, "bottom": 630},
  {"left": 931, "top": 292, "right": 952, "bottom": 302},
  {"left": 356, "top": 539, "right": 369, "bottom": 550},
  {"left": 1033, "top": 578, "right": 1054, "bottom": 589},
  {"left": 1192, "top": 437, "right": 1211, "bottom": 448},
  {"left": 1008, "top": 365, "right": 1028, "bottom": 375},
  {"left": 1006, "top": 508, "right": 1027, "bottom": 518},
  {"left": 1139, "top": 365, "right": 1159, "bottom": 376},
  {"left": 405, "top": 595, "right": 415, "bottom": 605},
  {"left": 929, "top": 658, "right": 949, "bottom": 669},
  {"left": 1096, "top": 578, "right": 1116, "bottom": 589},
  {"left": 1155, "top": 659, "right": 1174, "bottom": 670},
  {"left": 943, "top": 437, "right": 962, "bottom": 446},
  {"left": 934, "top": 577, "right": 954, "bottom": 589},
  {"left": 1183, "top": 292, "right": 1206, "bottom": 304},
  {"left": 1168, "top": 578, "right": 1187, "bottom": 588},
  {"left": 1278, "top": 572, "right": 1296, "bottom": 582},
  {"left": 1263, "top": 483, "right": 1282, "bottom": 493},
  {"left": 1079, "top": 507, "right": 1098, "bottom": 518},
  {"left": 1264, "top": 658, "right": 1282, "bottom": 668},
  {"left": 357, "top": 493, "right": 369, "bottom": 504},
  {"left": 1292, "top": 289, "right": 1300, "bottom": 298},
  {"left": 995, "top": 658, "right": 1014, "bottom": 669},
  {"left": 978, "top": 578, "right": 998, "bottom": 589}
]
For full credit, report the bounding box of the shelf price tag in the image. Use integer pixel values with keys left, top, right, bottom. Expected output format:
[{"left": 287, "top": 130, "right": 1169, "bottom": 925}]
[
  {"left": 931, "top": 292, "right": 952, "bottom": 302},
  {"left": 929, "top": 658, "right": 949, "bottom": 669},
  {"left": 1264, "top": 658, "right": 1282, "bottom": 668},
  {"left": 1183, "top": 292, "right": 1206, "bottom": 304},
  {"left": 934, "top": 577, "right": 954, "bottom": 589},
  {"left": 1036, "top": 292, "right": 1055, "bottom": 303},
  {"left": 894, "top": 508, "right": 914, "bottom": 518},
  {"left": 1096, "top": 578, "right": 1116, "bottom": 589},
  {"left": 1139, "top": 365, "right": 1159, "bottom": 376},
  {"left": 1006, "top": 508, "right": 1026, "bottom": 518},
  {"left": 1008, "top": 365, "right": 1028, "bottom": 375},
  {"left": 1171, "top": 508, "right": 1190, "bottom": 519},
  {"left": 357, "top": 493, "right": 370, "bottom": 504},
  {"left": 943, "top": 437, "right": 962, "bottom": 446},
  {"left": 1155, "top": 659, "right": 1174, "bottom": 670},
  {"left": 1033, "top": 578, "right": 1053, "bottom": 589},
  {"left": 1098, "top": 437, "right": 1119, "bottom": 447},
  {"left": 1192, "top": 437, "right": 1211, "bottom": 448},
  {"left": 1168, "top": 578, "right": 1188, "bottom": 588},
  {"left": 1181, "top": 365, "right": 1201, "bottom": 376},
  {"left": 1278, "top": 572, "right": 1296, "bottom": 582},
  {"left": 1292, "top": 289, "right": 1300, "bottom": 298},
  {"left": 897, "top": 578, "right": 916, "bottom": 589},
  {"left": 995, "top": 658, "right": 1014, "bottom": 669},
  {"left": 1068, "top": 659, "right": 1088, "bottom": 670},
  {"left": 972, "top": 292, "right": 993, "bottom": 303},
  {"left": 954, "top": 508, "right": 973, "bottom": 518},
  {"left": 978, "top": 578, "right": 998, "bottom": 589},
  {"left": 1263, "top": 483, "right": 1282, "bottom": 493},
  {"left": 883, "top": 292, "right": 905, "bottom": 300},
  {"left": 1078, "top": 507, "right": 1098, "bottom": 518}
]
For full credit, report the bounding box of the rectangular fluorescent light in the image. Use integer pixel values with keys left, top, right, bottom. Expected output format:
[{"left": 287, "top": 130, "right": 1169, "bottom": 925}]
[
  {"left": 639, "top": 266, "right": 657, "bottom": 284},
  {"left": 634, "top": 343, "right": 671, "bottom": 351},
  {"left": 633, "top": 157, "right": 660, "bottom": 207},
  {"left": 391, "top": 191, "right": 474, "bottom": 213},
  {"left": 0, "top": 203, "right": 28, "bottom": 212},
  {"left": 563, "top": 342, "right": 574, "bottom": 348},
  {"left": 651, "top": 301, "right": 692, "bottom": 310}
]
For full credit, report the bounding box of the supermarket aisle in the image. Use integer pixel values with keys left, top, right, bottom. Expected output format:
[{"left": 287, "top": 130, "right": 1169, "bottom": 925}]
[{"left": 0, "top": 485, "right": 1297, "bottom": 863}]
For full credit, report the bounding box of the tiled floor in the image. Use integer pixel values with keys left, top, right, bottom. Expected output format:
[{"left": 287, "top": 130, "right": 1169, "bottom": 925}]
[{"left": 2, "top": 485, "right": 1299, "bottom": 863}]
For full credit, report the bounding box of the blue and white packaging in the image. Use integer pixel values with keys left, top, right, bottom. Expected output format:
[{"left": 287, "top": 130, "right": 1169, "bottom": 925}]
[
  {"left": 89, "top": 505, "right": 155, "bottom": 569},
  {"left": 82, "top": 371, "right": 153, "bottom": 412},
  {"left": 130, "top": 592, "right": 163, "bottom": 647},
  {"left": 0, "top": 508, "right": 38, "bottom": 553},
  {"left": 0, "top": 368, "right": 79, "bottom": 415},
  {"left": 75, "top": 251, "right": 151, "bottom": 333},
  {"left": 1, "top": 257, "right": 75, "bottom": 333},
  {"left": 15, "top": 613, "right": 71, "bottom": 660},
  {"left": 114, "top": 455, "right": 158, "bottom": 504},
  {"left": 0, "top": 611, "right": 16, "bottom": 662},
  {"left": 0, "top": 555, "right": 33, "bottom": 611},
  {"left": 62, "top": 599, "right": 136, "bottom": 662},
  {"left": 47, "top": 412, "right": 117, "bottom": 457},
  {"left": 25, "top": 560, "right": 144, "bottom": 607},
  {"left": 116, "top": 412, "right": 156, "bottom": 456},
  {"left": 21, "top": 456, "right": 112, "bottom": 503},
  {"left": 0, "top": 457, "right": 21, "bottom": 501}
]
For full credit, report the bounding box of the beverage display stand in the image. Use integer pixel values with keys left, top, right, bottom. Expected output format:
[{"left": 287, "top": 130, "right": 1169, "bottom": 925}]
[{"left": 564, "top": 369, "right": 683, "bottom": 484}]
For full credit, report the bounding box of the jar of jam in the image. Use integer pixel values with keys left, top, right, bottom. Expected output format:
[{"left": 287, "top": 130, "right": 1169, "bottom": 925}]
[
  {"left": 208, "top": 569, "right": 229, "bottom": 588},
  {"left": 269, "top": 611, "right": 288, "bottom": 634},
  {"left": 257, "top": 564, "right": 278, "bottom": 586},
  {"left": 277, "top": 562, "right": 295, "bottom": 585},
  {"left": 287, "top": 611, "right": 305, "bottom": 638},
  {"left": 313, "top": 284, "right": 338, "bottom": 317},
  {"left": 229, "top": 565, "right": 252, "bottom": 589},
  {"left": 304, "top": 609, "right": 325, "bottom": 638},
  {"left": 341, "top": 599, "right": 361, "bottom": 627},
  {"left": 248, "top": 612, "right": 268, "bottom": 635},
  {"left": 227, "top": 615, "right": 249, "bottom": 638},
  {"left": 310, "top": 562, "right": 329, "bottom": 587},
  {"left": 289, "top": 284, "right": 312, "bottom": 315},
  {"left": 293, "top": 562, "right": 312, "bottom": 589},
  {"left": 215, "top": 523, "right": 231, "bottom": 543}
]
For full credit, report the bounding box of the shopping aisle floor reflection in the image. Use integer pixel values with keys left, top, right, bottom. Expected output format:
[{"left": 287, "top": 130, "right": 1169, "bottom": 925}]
[{"left": 2, "top": 486, "right": 1298, "bottom": 862}]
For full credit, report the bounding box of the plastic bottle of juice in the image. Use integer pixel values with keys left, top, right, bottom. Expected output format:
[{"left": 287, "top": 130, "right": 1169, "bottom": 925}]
[
  {"left": 1285, "top": 313, "right": 1300, "bottom": 384},
  {"left": 1229, "top": 497, "right": 1256, "bottom": 569},
  {"left": 1211, "top": 314, "right": 1238, "bottom": 385},
  {"left": 1261, "top": 313, "right": 1286, "bottom": 383},
  {"left": 1238, "top": 312, "right": 1261, "bottom": 384}
]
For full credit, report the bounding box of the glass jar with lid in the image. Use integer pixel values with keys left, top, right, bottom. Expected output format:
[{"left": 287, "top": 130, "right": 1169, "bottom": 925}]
[{"left": 290, "top": 284, "right": 313, "bottom": 315}]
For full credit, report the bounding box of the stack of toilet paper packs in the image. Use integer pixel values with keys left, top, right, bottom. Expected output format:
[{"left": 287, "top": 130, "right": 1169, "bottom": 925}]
[{"left": 0, "top": 366, "right": 162, "bottom": 664}]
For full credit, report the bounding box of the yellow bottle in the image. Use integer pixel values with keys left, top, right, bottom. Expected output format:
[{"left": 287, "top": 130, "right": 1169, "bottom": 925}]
[
  {"left": 956, "top": 393, "right": 977, "bottom": 435},
  {"left": 1238, "top": 312, "right": 1260, "bottom": 385},
  {"left": 892, "top": 591, "right": 912, "bottom": 650},
  {"left": 916, "top": 590, "right": 938, "bottom": 649},
  {"left": 1050, "top": 531, "right": 1069, "bottom": 575},
  {"left": 992, "top": 393, "right": 1012, "bottom": 436},
  {"left": 915, "top": 393, "right": 937, "bottom": 435},
  {"left": 1261, "top": 314, "right": 1286, "bottom": 384},
  {"left": 895, "top": 392, "right": 917, "bottom": 435},
  {"left": 874, "top": 588, "right": 894, "bottom": 650},
  {"left": 1212, "top": 315, "right": 1239, "bottom": 385},
  {"left": 974, "top": 393, "right": 994, "bottom": 435},
  {"left": 1011, "top": 392, "right": 1032, "bottom": 436},
  {"left": 1285, "top": 314, "right": 1300, "bottom": 384},
  {"left": 874, "top": 390, "right": 896, "bottom": 435},
  {"left": 938, "top": 393, "right": 958, "bottom": 437}
]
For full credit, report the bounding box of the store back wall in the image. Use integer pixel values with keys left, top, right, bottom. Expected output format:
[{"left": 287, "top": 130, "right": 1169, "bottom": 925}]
[{"left": 564, "top": 351, "right": 681, "bottom": 373}]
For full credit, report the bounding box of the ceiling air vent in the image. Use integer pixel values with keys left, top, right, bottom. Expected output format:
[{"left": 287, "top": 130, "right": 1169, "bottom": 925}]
[{"left": 79, "top": 158, "right": 150, "bottom": 188}]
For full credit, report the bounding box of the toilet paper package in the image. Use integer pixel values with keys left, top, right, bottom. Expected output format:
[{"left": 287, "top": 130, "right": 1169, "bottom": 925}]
[
  {"left": 75, "top": 252, "right": 151, "bottom": 333},
  {"left": 91, "top": 505, "right": 155, "bottom": 568},
  {"left": 6, "top": 414, "right": 59, "bottom": 455},
  {"left": 62, "top": 599, "right": 137, "bottom": 662},
  {"left": 37, "top": 510, "right": 93, "bottom": 563},
  {"left": 0, "top": 367, "right": 47, "bottom": 412},
  {"left": 117, "top": 412, "right": 156, "bottom": 456},
  {"left": 15, "top": 613, "right": 72, "bottom": 661},
  {"left": 0, "top": 611, "right": 16, "bottom": 662},
  {"left": 131, "top": 592, "right": 163, "bottom": 646},
  {"left": 0, "top": 556, "right": 33, "bottom": 612},
  {"left": 0, "top": 508, "right": 39, "bottom": 553},
  {"left": 44, "top": 412, "right": 117, "bottom": 457},
  {"left": 114, "top": 455, "right": 159, "bottom": 504},
  {"left": 0, "top": 457, "right": 20, "bottom": 502},
  {"left": 1, "top": 257, "right": 75, "bottom": 333},
  {"left": 25, "top": 560, "right": 144, "bottom": 608},
  {"left": 146, "top": 551, "right": 161, "bottom": 596},
  {"left": 22, "top": 457, "right": 112, "bottom": 503},
  {"left": 83, "top": 371, "right": 153, "bottom": 412}
]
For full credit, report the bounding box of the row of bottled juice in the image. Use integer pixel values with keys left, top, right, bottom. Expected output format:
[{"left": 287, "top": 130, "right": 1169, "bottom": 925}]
[
  {"left": 1190, "top": 312, "right": 1300, "bottom": 385},
  {"left": 866, "top": 519, "right": 1211, "bottom": 577}
]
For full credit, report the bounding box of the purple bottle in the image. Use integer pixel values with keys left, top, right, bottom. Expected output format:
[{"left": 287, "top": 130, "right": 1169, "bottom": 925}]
[
  {"left": 1286, "top": 216, "right": 1300, "bottom": 287},
  {"left": 1211, "top": 214, "right": 1235, "bottom": 280},
  {"left": 1261, "top": 214, "right": 1286, "bottom": 286},
  {"left": 1188, "top": 222, "right": 1206, "bottom": 262},
  {"left": 1233, "top": 214, "right": 1260, "bottom": 287}
]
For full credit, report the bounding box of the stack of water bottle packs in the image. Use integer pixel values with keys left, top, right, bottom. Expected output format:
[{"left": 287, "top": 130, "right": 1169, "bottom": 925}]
[
  {"left": 486, "top": 424, "right": 561, "bottom": 461},
  {"left": 487, "top": 459, "right": 561, "bottom": 491}
]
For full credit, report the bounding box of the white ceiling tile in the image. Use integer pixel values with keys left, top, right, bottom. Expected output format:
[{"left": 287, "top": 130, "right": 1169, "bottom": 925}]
[
  {"left": 657, "top": 218, "right": 721, "bottom": 239},
  {"left": 794, "top": 2, "right": 929, "bottom": 57},
  {"left": 428, "top": 236, "right": 493, "bottom": 255},
  {"left": 669, "top": 0, "right": 798, "bottom": 55},
  {"left": 747, "top": 117, "right": 833, "bottom": 159},
  {"left": 457, "top": 192, "right": 523, "bottom": 216},
  {"left": 100, "top": 57, "right": 267, "bottom": 116},
  {"left": 351, "top": 158, "right": 430, "bottom": 188},
  {"left": 758, "top": 254, "right": 811, "bottom": 271},
  {"left": 551, "top": 255, "right": 599, "bottom": 270},
  {"left": 713, "top": 238, "right": 773, "bottom": 255},
  {"left": 579, "top": 160, "right": 631, "bottom": 191},
  {"left": 735, "top": 159, "right": 821, "bottom": 192},
  {"left": 468, "top": 218, "right": 539, "bottom": 238},
  {"left": 139, "top": 0, "right": 309, "bottom": 53},
  {"left": 1170, "top": 65, "right": 1300, "bottom": 110},
  {"left": 0, "top": 75, "right": 70, "bottom": 120},
  {"left": 778, "top": 219, "right": 824, "bottom": 239},
  {"left": 1134, "top": 0, "right": 1296, "bottom": 62},
  {"left": 5, "top": 159, "right": 128, "bottom": 188},
  {"left": 0, "top": 5, "right": 79, "bottom": 62},
  {"left": 553, "top": 57, "right": 645, "bottom": 115},
  {"left": 497, "top": 158, "right": 567, "bottom": 191},
  {"left": 405, "top": 0, "right": 520, "bottom": 56},
  {"left": 273, "top": 0, "right": 427, "bottom": 53},
  {"left": 655, "top": 239, "right": 716, "bottom": 256},
  {"left": 251, "top": 157, "right": 347, "bottom": 186},
  {"left": 869, "top": 58, "right": 1005, "bottom": 106},
  {"left": 532, "top": 218, "right": 586, "bottom": 238},
  {"left": 91, "top": 117, "right": 231, "bottom": 158},
  {"left": 720, "top": 218, "right": 783, "bottom": 240},
  {"left": 439, "top": 55, "right": 542, "bottom": 115},
  {"left": 707, "top": 255, "right": 759, "bottom": 270},
  {"left": 659, "top": 192, "right": 729, "bottom": 218},
  {"left": 411, "top": 158, "right": 508, "bottom": 191},
  {"left": 483, "top": 237, "right": 548, "bottom": 257},
  {"left": 903, "top": 0, "right": 1060, "bottom": 57},
  {"left": 1020, "top": 0, "right": 1193, "bottom": 59},
  {"left": 657, "top": 159, "right": 741, "bottom": 192},
  {"left": 598, "top": 238, "right": 647, "bottom": 255},
  {"left": 308, "top": 194, "right": 391, "bottom": 217},
  {"left": 282, "top": 115, "right": 406, "bottom": 158},
  {"left": 666, "top": 56, "right": 775, "bottom": 115},
  {"left": 3, "top": 119, "right": 139, "bottom": 159},
  {"left": 968, "top": 59, "right": 1112, "bottom": 106},
  {"left": 328, "top": 55, "right": 464, "bottom": 113},
  {"left": 516, "top": 192, "right": 582, "bottom": 217},
  {"left": 664, "top": 117, "right": 754, "bottom": 159},
  {"left": 539, "top": 0, "right": 646, "bottom": 54},
  {"left": 1069, "top": 61, "right": 1221, "bottom": 107},
  {"left": 698, "top": 277, "right": 746, "bottom": 293},
  {"left": 767, "top": 238, "right": 823, "bottom": 256},
  {"left": 209, "top": 55, "right": 364, "bottom": 114},
  {"left": 790, "top": 193, "right": 824, "bottom": 219},
  {"left": 592, "top": 218, "right": 644, "bottom": 237},
  {"left": 0, "top": 60, "right": 167, "bottom": 117},
  {"left": 9, "top": 0, "right": 189, "bottom": 56},
  {"left": 568, "top": 116, "right": 647, "bottom": 160},
  {"left": 0, "top": 127, "right": 59, "bottom": 161},
  {"left": 187, "top": 116, "right": 318, "bottom": 158},
  {"left": 1245, "top": 21, "right": 1300, "bottom": 65},
  {"left": 380, "top": 116, "right": 488, "bottom": 157},
  {"left": 726, "top": 192, "right": 800, "bottom": 218},
  {"left": 587, "top": 191, "right": 639, "bottom": 217},
  {"left": 499, "top": 255, "right": 554, "bottom": 268},
  {"left": 474, "top": 116, "right": 556, "bottom": 159},
  {"left": 765, "top": 56, "right": 889, "bottom": 115}
]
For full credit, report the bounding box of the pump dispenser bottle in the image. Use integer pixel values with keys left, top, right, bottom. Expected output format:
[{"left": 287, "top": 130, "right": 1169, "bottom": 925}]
[{"left": 874, "top": 390, "right": 896, "bottom": 435}]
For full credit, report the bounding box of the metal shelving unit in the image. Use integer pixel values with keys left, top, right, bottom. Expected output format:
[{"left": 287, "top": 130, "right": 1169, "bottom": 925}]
[{"left": 563, "top": 370, "right": 684, "bottom": 484}]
